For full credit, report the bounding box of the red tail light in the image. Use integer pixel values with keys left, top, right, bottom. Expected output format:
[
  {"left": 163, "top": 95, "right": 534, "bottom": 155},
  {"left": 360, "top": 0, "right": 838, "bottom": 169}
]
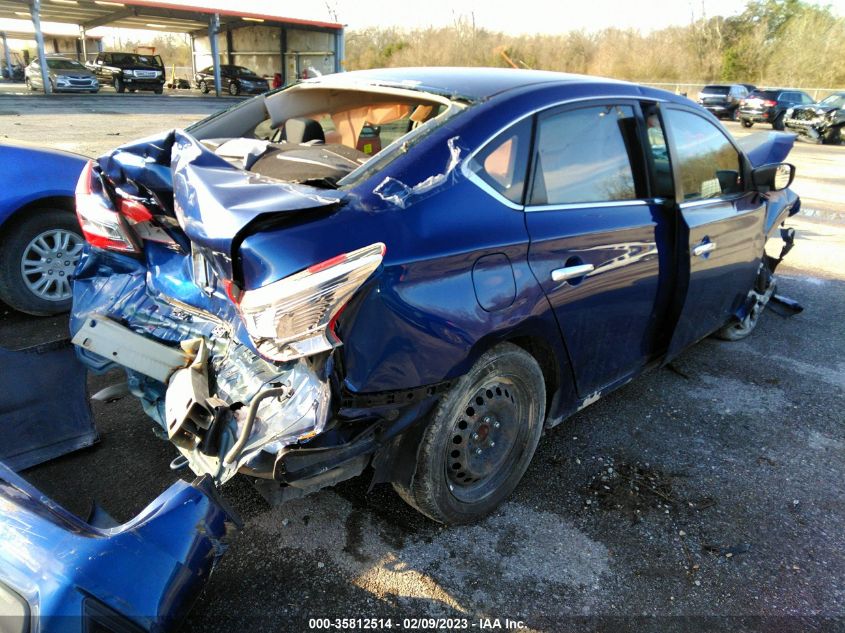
[
  {"left": 763, "top": 100, "right": 777, "bottom": 107},
  {"left": 75, "top": 160, "right": 140, "bottom": 253}
]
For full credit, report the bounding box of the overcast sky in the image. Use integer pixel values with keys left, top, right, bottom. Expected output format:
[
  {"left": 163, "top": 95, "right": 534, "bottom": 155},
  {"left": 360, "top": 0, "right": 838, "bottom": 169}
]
[{"left": 1, "top": 0, "right": 844, "bottom": 41}]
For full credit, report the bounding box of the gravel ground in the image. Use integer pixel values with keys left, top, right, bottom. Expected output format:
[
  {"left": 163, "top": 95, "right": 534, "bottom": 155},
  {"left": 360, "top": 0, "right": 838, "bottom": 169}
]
[{"left": 1, "top": 90, "right": 844, "bottom": 632}]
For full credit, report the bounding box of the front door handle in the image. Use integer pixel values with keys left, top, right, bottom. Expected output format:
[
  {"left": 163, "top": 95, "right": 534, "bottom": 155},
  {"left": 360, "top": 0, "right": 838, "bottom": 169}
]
[
  {"left": 551, "top": 263, "right": 595, "bottom": 282},
  {"left": 693, "top": 241, "right": 717, "bottom": 257}
]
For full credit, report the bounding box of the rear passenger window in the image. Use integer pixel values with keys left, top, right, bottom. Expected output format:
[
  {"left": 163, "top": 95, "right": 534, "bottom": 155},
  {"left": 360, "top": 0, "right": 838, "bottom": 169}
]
[
  {"left": 530, "top": 105, "right": 639, "bottom": 206},
  {"left": 665, "top": 109, "right": 742, "bottom": 201},
  {"left": 467, "top": 118, "right": 531, "bottom": 204}
]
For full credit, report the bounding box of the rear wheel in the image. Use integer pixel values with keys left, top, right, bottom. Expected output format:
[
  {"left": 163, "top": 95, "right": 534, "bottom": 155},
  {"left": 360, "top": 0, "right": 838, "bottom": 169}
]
[
  {"left": 392, "top": 343, "right": 546, "bottom": 524},
  {"left": 773, "top": 113, "right": 785, "bottom": 130},
  {"left": 0, "top": 209, "right": 84, "bottom": 315},
  {"left": 114, "top": 76, "right": 125, "bottom": 93},
  {"left": 199, "top": 80, "right": 209, "bottom": 94},
  {"left": 730, "top": 108, "right": 739, "bottom": 121},
  {"left": 741, "top": 119, "right": 753, "bottom": 128}
]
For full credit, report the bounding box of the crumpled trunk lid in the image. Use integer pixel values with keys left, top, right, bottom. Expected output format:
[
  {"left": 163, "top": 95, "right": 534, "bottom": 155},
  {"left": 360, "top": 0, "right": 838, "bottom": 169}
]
[{"left": 98, "top": 129, "right": 346, "bottom": 280}]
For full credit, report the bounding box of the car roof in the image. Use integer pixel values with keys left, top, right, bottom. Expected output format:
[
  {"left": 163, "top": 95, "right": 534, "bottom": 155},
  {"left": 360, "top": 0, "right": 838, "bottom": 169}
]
[{"left": 308, "top": 66, "right": 640, "bottom": 101}]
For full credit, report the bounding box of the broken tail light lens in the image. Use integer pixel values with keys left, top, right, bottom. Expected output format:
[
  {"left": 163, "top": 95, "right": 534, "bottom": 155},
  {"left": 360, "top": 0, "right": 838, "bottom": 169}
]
[
  {"left": 75, "top": 160, "right": 140, "bottom": 254},
  {"left": 237, "top": 242, "right": 386, "bottom": 362}
]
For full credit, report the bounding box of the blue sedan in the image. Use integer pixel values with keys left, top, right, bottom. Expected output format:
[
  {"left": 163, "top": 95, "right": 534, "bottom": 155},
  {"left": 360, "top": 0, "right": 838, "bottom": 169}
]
[
  {"left": 0, "top": 144, "right": 87, "bottom": 314},
  {"left": 68, "top": 68, "right": 800, "bottom": 525}
]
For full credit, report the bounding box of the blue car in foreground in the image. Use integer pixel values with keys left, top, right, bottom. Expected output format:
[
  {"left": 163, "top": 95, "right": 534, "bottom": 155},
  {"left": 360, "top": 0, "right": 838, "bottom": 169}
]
[{"left": 69, "top": 68, "right": 801, "bottom": 525}]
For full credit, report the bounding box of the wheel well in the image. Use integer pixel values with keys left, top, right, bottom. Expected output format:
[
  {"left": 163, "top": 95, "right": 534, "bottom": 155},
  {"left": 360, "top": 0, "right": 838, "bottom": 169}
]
[
  {"left": 0, "top": 196, "right": 76, "bottom": 235},
  {"left": 507, "top": 335, "right": 560, "bottom": 424}
]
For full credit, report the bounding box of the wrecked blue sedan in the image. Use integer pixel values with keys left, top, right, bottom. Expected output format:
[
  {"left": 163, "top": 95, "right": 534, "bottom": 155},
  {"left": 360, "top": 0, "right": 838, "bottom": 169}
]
[{"left": 69, "top": 68, "right": 800, "bottom": 525}]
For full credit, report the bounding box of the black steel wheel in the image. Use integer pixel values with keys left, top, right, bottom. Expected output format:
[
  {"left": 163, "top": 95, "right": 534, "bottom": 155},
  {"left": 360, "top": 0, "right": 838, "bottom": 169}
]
[{"left": 392, "top": 343, "right": 545, "bottom": 524}]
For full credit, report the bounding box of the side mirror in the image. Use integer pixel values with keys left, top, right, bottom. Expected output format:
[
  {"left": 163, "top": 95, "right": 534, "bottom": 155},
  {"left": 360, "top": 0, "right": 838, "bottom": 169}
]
[{"left": 752, "top": 162, "right": 795, "bottom": 193}]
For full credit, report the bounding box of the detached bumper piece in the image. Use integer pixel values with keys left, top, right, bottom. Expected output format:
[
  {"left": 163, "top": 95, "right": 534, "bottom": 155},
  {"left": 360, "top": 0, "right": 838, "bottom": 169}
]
[
  {"left": 0, "top": 339, "right": 97, "bottom": 470},
  {"left": 0, "top": 462, "right": 241, "bottom": 633}
]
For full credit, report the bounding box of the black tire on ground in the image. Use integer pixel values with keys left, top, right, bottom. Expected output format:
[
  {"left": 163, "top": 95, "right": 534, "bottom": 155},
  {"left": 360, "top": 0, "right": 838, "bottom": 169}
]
[
  {"left": 0, "top": 209, "right": 84, "bottom": 316},
  {"left": 114, "top": 77, "right": 125, "bottom": 93},
  {"left": 773, "top": 113, "right": 785, "bottom": 131},
  {"left": 741, "top": 119, "right": 753, "bottom": 128},
  {"left": 200, "top": 80, "right": 209, "bottom": 94},
  {"left": 392, "top": 342, "right": 546, "bottom": 524},
  {"left": 154, "top": 87, "right": 163, "bottom": 94},
  {"left": 228, "top": 81, "right": 240, "bottom": 96},
  {"left": 731, "top": 108, "right": 739, "bottom": 121},
  {"left": 129, "top": 88, "right": 136, "bottom": 93}
]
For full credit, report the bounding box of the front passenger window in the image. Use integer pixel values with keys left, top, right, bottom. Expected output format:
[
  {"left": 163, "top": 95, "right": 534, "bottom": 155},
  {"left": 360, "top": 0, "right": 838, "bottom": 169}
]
[{"left": 664, "top": 109, "right": 742, "bottom": 201}]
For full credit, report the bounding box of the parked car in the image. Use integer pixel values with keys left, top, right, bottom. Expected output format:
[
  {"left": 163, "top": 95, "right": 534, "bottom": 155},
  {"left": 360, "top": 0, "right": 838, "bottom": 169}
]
[
  {"left": 784, "top": 91, "right": 845, "bottom": 145},
  {"left": 195, "top": 64, "right": 269, "bottom": 95},
  {"left": 24, "top": 55, "right": 99, "bottom": 93},
  {"left": 738, "top": 88, "right": 814, "bottom": 130},
  {"left": 0, "top": 143, "right": 86, "bottom": 314},
  {"left": 86, "top": 51, "right": 165, "bottom": 94},
  {"left": 696, "top": 83, "right": 749, "bottom": 119},
  {"left": 69, "top": 68, "right": 800, "bottom": 525}
]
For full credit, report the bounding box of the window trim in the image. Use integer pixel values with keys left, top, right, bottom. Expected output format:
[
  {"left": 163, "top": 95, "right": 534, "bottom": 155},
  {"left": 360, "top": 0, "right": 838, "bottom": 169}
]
[
  {"left": 660, "top": 104, "right": 751, "bottom": 204},
  {"left": 525, "top": 99, "right": 648, "bottom": 209},
  {"left": 460, "top": 94, "right": 668, "bottom": 211}
]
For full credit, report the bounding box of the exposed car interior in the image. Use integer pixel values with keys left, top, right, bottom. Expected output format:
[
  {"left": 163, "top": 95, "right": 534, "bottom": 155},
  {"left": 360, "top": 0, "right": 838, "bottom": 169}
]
[{"left": 192, "top": 83, "right": 460, "bottom": 187}]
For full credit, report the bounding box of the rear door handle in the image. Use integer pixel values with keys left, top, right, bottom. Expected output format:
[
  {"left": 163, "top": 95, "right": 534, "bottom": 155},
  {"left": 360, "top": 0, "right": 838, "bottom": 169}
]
[
  {"left": 551, "top": 263, "right": 594, "bottom": 282},
  {"left": 693, "top": 241, "right": 717, "bottom": 257}
]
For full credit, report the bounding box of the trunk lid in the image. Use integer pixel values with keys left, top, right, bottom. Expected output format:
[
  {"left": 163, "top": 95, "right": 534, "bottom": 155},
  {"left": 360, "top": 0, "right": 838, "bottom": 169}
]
[{"left": 98, "top": 130, "right": 346, "bottom": 279}]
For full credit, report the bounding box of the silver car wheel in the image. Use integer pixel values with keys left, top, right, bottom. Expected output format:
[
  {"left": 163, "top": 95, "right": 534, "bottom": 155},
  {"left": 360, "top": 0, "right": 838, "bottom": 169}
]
[{"left": 20, "top": 228, "right": 83, "bottom": 301}]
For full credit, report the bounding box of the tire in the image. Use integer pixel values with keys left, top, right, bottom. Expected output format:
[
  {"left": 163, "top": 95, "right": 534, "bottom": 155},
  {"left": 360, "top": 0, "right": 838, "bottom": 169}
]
[
  {"left": 773, "top": 113, "right": 785, "bottom": 131},
  {"left": 715, "top": 262, "right": 774, "bottom": 341},
  {"left": 730, "top": 108, "right": 739, "bottom": 121},
  {"left": 114, "top": 77, "right": 125, "bottom": 93},
  {"left": 129, "top": 88, "right": 137, "bottom": 93},
  {"left": 392, "top": 343, "right": 546, "bottom": 524},
  {"left": 741, "top": 119, "right": 753, "bottom": 128},
  {"left": 25, "top": 77, "right": 34, "bottom": 91},
  {"left": 154, "top": 87, "right": 163, "bottom": 95},
  {"left": 228, "top": 81, "right": 240, "bottom": 96},
  {"left": 0, "top": 209, "right": 84, "bottom": 316},
  {"left": 200, "top": 80, "right": 209, "bottom": 94}
]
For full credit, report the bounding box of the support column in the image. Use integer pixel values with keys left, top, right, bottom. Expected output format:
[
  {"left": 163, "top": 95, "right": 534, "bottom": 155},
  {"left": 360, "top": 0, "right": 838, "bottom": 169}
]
[
  {"left": 189, "top": 34, "right": 196, "bottom": 77},
  {"left": 208, "top": 13, "right": 221, "bottom": 97},
  {"left": 79, "top": 26, "right": 87, "bottom": 64},
  {"left": 29, "top": 0, "right": 51, "bottom": 94},
  {"left": 2, "top": 32, "right": 12, "bottom": 82},
  {"left": 334, "top": 28, "right": 344, "bottom": 74}
]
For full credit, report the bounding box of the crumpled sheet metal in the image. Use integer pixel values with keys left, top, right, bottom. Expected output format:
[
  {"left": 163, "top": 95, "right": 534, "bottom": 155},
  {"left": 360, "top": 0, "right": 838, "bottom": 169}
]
[
  {"left": 373, "top": 136, "right": 463, "bottom": 209},
  {"left": 170, "top": 130, "right": 345, "bottom": 258}
]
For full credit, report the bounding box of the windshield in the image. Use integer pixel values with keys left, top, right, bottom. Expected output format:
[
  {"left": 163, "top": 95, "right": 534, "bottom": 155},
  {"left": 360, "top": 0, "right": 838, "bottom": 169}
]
[
  {"left": 112, "top": 53, "right": 163, "bottom": 67},
  {"left": 819, "top": 93, "right": 845, "bottom": 108},
  {"left": 702, "top": 86, "right": 730, "bottom": 95},
  {"left": 46, "top": 59, "right": 86, "bottom": 70}
]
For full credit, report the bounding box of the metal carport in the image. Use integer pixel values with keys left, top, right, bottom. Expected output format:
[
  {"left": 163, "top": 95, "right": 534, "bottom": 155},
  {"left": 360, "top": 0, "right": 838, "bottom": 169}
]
[{"left": 0, "top": 0, "right": 343, "bottom": 95}]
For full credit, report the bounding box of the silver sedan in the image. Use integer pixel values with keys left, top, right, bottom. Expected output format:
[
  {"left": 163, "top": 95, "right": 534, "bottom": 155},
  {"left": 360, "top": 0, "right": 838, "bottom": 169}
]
[{"left": 25, "top": 56, "right": 99, "bottom": 93}]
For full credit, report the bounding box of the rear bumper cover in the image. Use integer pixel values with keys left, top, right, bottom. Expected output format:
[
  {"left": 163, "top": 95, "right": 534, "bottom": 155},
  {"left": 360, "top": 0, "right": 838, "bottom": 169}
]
[{"left": 0, "top": 463, "right": 241, "bottom": 632}]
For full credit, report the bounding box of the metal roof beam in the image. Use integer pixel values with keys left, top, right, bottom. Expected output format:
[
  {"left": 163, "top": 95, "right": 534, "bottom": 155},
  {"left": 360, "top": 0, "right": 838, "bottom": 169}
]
[{"left": 83, "top": 8, "right": 135, "bottom": 29}]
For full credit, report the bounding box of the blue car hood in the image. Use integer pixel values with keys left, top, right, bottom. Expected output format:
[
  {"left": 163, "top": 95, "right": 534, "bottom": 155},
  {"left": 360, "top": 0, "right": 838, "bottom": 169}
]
[{"left": 737, "top": 131, "right": 796, "bottom": 168}]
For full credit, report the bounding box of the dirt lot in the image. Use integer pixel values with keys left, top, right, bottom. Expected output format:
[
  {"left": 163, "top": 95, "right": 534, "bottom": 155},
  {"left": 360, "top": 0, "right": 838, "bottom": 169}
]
[{"left": 1, "top": 92, "right": 844, "bottom": 632}]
